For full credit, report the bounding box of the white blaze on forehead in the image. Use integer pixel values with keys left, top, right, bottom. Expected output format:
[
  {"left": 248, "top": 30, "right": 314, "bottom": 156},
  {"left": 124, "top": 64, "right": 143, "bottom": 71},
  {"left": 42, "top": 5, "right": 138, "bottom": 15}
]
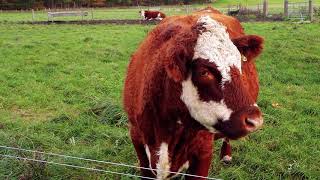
[
  {"left": 193, "top": 16, "right": 242, "bottom": 84},
  {"left": 181, "top": 75, "right": 233, "bottom": 132},
  {"left": 156, "top": 142, "right": 170, "bottom": 179}
]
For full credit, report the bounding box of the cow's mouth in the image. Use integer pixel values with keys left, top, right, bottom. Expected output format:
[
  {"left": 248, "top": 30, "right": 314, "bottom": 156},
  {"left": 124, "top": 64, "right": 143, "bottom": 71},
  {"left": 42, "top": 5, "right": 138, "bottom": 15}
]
[{"left": 213, "top": 115, "right": 263, "bottom": 140}]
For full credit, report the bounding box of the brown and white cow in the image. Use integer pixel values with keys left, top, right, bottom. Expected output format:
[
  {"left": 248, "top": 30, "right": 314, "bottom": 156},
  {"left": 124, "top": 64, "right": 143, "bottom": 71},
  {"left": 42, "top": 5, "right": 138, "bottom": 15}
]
[
  {"left": 140, "top": 10, "right": 166, "bottom": 20},
  {"left": 124, "top": 7, "right": 264, "bottom": 179}
]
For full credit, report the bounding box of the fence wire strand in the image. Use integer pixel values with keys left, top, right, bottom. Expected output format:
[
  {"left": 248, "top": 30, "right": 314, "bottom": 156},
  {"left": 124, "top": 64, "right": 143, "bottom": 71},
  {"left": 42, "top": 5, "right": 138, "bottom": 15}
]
[
  {"left": 0, "top": 154, "right": 156, "bottom": 180},
  {"left": 0, "top": 145, "right": 218, "bottom": 180}
]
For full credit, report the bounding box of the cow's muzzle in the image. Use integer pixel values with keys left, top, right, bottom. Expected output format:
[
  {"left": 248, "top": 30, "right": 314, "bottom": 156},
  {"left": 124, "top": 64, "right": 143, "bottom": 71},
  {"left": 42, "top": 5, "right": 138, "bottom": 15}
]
[{"left": 213, "top": 106, "right": 263, "bottom": 139}]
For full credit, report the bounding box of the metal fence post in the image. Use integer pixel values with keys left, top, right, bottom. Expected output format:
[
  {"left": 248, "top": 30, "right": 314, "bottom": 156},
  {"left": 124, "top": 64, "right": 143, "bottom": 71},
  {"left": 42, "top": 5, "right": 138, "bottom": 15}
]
[
  {"left": 309, "top": 0, "right": 313, "bottom": 21},
  {"left": 284, "top": 0, "right": 289, "bottom": 18},
  {"left": 263, "top": 0, "right": 268, "bottom": 17}
]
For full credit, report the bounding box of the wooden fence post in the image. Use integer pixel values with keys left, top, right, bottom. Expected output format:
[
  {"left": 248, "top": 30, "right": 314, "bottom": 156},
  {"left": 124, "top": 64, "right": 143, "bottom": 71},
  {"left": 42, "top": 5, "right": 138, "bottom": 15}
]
[
  {"left": 284, "top": 0, "right": 289, "bottom": 18},
  {"left": 91, "top": 8, "right": 94, "bottom": 20},
  {"left": 309, "top": 0, "right": 313, "bottom": 21},
  {"left": 32, "top": 9, "right": 35, "bottom": 22},
  {"left": 263, "top": 0, "right": 268, "bottom": 17}
]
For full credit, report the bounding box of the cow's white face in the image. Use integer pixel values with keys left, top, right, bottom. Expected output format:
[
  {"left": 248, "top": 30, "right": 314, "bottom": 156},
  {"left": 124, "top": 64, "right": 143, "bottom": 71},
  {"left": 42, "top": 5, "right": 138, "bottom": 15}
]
[
  {"left": 180, "top": 16, "right": 263, "bottom": 138},
  {"left": 156, "top": 13, "right": 163, "bottom": 20},
  {"left": 181, "top": 16, "right": 239, "bottom": 132},
  {"left": 140, "top": 10, "right": 145, "bottom": 18},
  {"left": 193, "top": 16, "right": 242, "bottom": 85},
  {"left": 181, "top": 75, "right": 233, "bottom": 132}
]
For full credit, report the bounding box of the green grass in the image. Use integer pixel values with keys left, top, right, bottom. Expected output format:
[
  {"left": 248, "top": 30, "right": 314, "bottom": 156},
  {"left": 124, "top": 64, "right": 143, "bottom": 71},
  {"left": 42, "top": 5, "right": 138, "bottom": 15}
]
[
  {"left": 211, "top": 22, "right": 320, "bottom": 179},
  {"left": 0, "top": 9, "right": 140, "bottom": 22},
  {"left": 0, "top": 24, "right": 149, "bottom": 179},
  {"left": 1, "top": 0, "right": 319, "bottom": 23},
  {"left": 0, "top": 21, "right": 319, "bottom": 179},
  {"left": 0, "top": 8, "right": 194, "bottom": 22}
]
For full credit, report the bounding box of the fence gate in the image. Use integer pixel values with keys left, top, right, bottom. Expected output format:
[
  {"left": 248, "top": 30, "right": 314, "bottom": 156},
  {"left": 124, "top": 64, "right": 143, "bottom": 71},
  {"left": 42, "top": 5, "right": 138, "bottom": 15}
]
[{"left": 287, "top": 1, "right": 309, "bottom": 20}]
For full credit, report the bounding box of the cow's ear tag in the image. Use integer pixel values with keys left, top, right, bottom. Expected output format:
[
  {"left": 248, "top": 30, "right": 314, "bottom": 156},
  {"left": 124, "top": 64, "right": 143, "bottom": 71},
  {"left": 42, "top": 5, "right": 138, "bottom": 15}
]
[{"left": 241, "top": 55, "right": 247, "bottom": 62}]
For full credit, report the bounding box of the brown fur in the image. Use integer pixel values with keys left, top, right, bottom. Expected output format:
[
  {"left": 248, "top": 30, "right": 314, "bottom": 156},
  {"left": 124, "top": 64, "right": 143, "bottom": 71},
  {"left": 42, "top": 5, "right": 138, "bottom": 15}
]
[{"left": 124, "top": 8, "right": 264, "bottom": 179}]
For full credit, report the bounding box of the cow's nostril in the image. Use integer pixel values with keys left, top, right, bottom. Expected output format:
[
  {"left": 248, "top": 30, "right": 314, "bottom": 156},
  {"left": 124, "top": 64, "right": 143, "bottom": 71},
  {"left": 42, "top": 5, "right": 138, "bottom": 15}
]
[
  {"left": 245, "top": 118, "right": 256, "bottom": 128},
  {"left": 244, "top": 117, "right": 263, "bottom": 132}
]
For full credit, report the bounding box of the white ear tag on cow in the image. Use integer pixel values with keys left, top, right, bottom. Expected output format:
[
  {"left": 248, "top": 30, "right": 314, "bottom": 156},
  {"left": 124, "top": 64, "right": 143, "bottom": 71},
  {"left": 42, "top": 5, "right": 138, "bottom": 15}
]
[{"left": 241, "top": 55, "right": 247, "bottom": 62}]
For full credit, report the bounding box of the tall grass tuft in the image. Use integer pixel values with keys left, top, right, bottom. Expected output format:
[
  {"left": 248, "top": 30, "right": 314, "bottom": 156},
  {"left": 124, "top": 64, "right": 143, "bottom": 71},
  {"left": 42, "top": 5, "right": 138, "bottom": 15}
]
[{"left": 90, "top": 99, "right": 128, "bottom": 127}]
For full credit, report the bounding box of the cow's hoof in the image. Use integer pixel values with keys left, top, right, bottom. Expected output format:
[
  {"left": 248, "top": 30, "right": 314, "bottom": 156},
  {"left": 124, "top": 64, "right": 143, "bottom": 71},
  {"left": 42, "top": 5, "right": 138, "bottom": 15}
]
[{"left": 221, "top": 155, "right": 232, "bottom": 164}]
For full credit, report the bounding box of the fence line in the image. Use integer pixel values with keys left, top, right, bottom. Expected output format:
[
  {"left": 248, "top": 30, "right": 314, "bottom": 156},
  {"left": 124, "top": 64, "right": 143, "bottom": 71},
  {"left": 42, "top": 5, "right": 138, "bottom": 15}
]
[
  {"left": 1, "top": 3, "right": 318, "bottom": 23},
  {"left": 0, "top": 154, "right": 156, "bottom": 180},
  {"left": 0, "top": 145, "right": 219, "bottom": 180}
]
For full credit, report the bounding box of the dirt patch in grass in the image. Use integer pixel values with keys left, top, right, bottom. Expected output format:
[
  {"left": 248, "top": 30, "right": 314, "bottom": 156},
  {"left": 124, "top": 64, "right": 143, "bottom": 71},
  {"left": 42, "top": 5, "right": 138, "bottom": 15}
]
[{"left": 10, "top": 106, "right": 55, "bottom": 121}]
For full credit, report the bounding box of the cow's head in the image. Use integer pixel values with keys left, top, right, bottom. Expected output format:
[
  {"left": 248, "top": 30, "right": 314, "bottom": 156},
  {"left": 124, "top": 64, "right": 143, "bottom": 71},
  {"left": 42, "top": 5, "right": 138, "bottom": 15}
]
[
  {"left": 139, "top": 10, "right": 145, "bottom": 18},
  {"left": 163, "top": 16, "right": 264, "bottom": 139}
]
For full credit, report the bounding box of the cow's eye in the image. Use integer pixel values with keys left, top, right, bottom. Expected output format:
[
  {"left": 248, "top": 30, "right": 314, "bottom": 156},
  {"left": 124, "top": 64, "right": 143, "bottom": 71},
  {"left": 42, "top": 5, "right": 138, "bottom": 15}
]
[
  {"left": 200, "top": 70, "right": 210, "bottom": 77},
  {"left": 199, "top": 70, "right": 215, "bottom": 81}
]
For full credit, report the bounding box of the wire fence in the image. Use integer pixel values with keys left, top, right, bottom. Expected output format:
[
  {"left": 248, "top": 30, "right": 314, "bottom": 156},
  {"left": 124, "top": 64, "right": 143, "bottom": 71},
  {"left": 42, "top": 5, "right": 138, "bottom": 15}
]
[
  {"left": 0, "top": 5, "right": 204, "bottom": 23},
  {"left": 0, "top": 145, "right": 219, "bottom": 180},
  {"left": 1, "top": 154, "right": 156, "bottom": 180},
  {"left": 0, "top": 2, "right": 319, "bottom": 23}
]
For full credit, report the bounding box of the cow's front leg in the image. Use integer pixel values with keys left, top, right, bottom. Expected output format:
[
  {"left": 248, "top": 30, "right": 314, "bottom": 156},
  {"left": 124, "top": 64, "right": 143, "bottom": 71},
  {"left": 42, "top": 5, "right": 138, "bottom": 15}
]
[
  {"left": 220, "top": 138, "right": 232, "bottom": 164},
  {"left": 185, "top": 154, "right": 212, "bottom": 180},
  {"left": 130, "top": 126, "right": 155, "bottom": 179},
  {"left": 131, "top": 140, "right": 155, "bottom": 179}
]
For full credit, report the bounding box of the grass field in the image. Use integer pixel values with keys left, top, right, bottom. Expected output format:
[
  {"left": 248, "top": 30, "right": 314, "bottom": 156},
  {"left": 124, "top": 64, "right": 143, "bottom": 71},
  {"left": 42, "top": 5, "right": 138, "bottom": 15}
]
[
  {"left": 0, "top": 0, "right": 320, "bottom": 23},
  {"left": 0, "top": 19, "right": 319, "bottom": 179}
]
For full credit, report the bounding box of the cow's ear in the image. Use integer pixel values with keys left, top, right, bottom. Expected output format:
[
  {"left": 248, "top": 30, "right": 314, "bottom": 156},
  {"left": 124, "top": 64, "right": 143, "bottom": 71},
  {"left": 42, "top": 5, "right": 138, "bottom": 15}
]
[
  {"left": 162, "top": 27, "right": 196, "bottom": 82},
  {"left": 164, "top": 43, "right": 190, "bottom": 82},
  {"left": 232, "top": 35, "right": 264, "bottom": 60}
]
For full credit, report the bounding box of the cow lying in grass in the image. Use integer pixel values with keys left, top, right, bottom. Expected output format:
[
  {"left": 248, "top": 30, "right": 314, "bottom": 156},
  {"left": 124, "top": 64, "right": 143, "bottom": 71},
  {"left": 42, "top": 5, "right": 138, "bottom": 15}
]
[
  {"left": 140, "top": 10, "right": 166, "bottom": 20},
  {"left": 124, "top": 7, "right": 264, "bottom": 179}
]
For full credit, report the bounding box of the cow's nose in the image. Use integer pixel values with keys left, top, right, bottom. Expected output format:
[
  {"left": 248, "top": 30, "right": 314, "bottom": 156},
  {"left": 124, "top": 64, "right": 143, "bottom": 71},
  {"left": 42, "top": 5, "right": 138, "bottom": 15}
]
[
  {"left": 244, "top": 116, "right": 263, "bottom": 132},
  {"left": 240, "top": 107, "right": 263, "bottom": 132}
]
